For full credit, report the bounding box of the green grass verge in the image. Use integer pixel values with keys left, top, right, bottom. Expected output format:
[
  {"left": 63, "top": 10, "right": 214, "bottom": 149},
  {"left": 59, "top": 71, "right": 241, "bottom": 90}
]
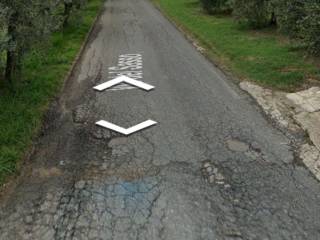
[
  {"left": 0, "top": 0, "right": 103, "bottom": 184},
  {"left": 153, "top": 0, "right": 320, "bottom": 90}
]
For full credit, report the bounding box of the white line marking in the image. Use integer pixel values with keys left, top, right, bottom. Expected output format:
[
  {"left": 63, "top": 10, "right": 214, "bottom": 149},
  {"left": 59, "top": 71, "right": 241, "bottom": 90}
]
[
  {"left": 93, "top": 77, "right": 124, "bottom": 91},
  {"left": 107, "top": 54, "right": 144, "bottom": 91},
  {"left": 109, "top": 83, "right": 136, "bottom": 91},
  {"left": 96, "top": 120, "right": 157, "bottom": 135},
  {"left": 124, "top": 77, "right": 154, "bottom": 91},
  {"left": 93, "top": 75, "right": 154, "bottom": 92}
]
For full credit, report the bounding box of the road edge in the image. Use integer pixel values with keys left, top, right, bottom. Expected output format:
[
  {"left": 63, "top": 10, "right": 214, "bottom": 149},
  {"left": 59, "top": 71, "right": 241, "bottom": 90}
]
[
  {"left": 150, "top": 0, "right": 242, "bottom": 86},
  {"left": 61, "top": 5, "right": 105, "bottom": 92},
  {"left": 150, "top": 0, "right": 320, "bottom": 182},
  {"left": 0, "top": 3, "right": 105, "bottom": 196}
]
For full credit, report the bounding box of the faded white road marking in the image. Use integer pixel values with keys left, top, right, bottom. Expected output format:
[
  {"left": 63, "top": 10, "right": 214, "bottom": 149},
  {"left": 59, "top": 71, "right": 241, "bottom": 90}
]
[
  {"left": 93, "top": 75, "right": 154, "bottom": 92},
  {"left": 107, "top": 54, "right": 144, "bottom": 91},
  {"left": 94, "top": 54, "right": 157, "bottom": 135},
  {"left": 96, "top": 120, "right": 157, "bottom": 135}
]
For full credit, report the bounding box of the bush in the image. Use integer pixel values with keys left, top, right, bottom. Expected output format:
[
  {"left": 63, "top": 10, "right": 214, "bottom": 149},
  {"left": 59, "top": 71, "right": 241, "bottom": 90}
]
[
  {"left": 200, "top": 0, "right": 232, "bottom": 14},
  {"left": 232, "top": 0, "right": 274, "bottom": 28},
  {"left": 275, "top": 0, "right": 320, "bottom": 55},
  {"left": 300, "top": 2, "right": 320, "bottom": 56},
  {"left": 275, "top": 0, "right": 306, "bottom": 37}
]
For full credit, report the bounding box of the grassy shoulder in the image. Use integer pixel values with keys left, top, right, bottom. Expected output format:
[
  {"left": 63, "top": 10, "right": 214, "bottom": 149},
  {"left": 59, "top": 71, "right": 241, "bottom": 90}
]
[
  {"left": 0, "top": 0, "right": 104, "bottom": 184},
  {"left": 153, "top": 0, "right": 320, "bottom": 91}
]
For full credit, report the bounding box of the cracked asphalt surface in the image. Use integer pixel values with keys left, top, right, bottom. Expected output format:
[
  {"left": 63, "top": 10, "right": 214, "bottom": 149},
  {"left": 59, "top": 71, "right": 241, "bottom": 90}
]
[{"left": 1, "top": 0, "right": 320, "bottom": 239}]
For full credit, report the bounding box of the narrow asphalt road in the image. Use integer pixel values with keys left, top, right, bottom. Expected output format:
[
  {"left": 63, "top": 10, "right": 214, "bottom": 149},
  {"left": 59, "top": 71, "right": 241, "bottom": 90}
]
[{"left": 1, "top": 0, "right": 320, "bottom": 239}]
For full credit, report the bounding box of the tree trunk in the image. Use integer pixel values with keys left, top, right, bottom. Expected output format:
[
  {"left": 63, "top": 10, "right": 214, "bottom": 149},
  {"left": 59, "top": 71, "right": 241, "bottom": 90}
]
[
  {"left": 63, "top": 2, "right": 73, "bottom": 28},
  {"left": 75, "top": 1, "right": 81, "bottom": 10},
  {"left": 5, "top": 12, "right": 18, "bottom": 84},
  {"left": 270, "top": 11, "right": 277, "bottom": 26},
  {"left": 5, "top": 51, "right": 15, "bottom": 84}
]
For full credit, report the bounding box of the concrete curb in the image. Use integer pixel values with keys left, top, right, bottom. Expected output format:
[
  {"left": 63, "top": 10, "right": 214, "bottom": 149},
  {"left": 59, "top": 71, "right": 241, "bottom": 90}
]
[{"left": 240, "top": 81, "right": 320, "bottom": 181}]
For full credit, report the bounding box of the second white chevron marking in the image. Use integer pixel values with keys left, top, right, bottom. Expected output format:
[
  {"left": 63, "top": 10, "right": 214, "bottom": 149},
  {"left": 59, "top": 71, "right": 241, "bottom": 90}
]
[{"left": 96, "top": 120, "right": 157, "bottom": 136}]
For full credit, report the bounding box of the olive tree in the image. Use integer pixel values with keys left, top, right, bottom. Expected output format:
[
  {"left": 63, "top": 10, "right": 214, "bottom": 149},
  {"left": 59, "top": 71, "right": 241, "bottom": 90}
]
[
  {"left": 300, "top": 1, "right": 320, "bottom": 55},
  {"left": 275, "top": 0, "right": 320, "bottom": 55},
  {"left": 1, "top": 0, "right": 57, "bottom": 83},
  {"left": 275, "top": 0, "right": 306, "bottom": 37},
  {"left": 0, "top": 4, "right": 9, "bottom": 75},
  {"left": 62, "top": 0, "right": 87, "bottom": 28},
  {"left": 212, "top": 0, "right": 319, "bottom": 55}
]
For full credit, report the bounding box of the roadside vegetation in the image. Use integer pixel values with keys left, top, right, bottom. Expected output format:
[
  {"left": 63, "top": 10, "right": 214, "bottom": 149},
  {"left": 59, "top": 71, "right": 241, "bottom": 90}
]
[
  {"left": 0, "top": 0, "right": 103, "bottom": 184},
  {"left": 153, "top": 0, "right": 320, "bottom": 90}
]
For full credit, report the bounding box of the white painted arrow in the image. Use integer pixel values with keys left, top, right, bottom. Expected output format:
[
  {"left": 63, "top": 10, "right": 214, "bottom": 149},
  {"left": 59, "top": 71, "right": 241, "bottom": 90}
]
[
  {"left": 93, "top": 75, "right": 155, "bottom": 91},
  {"left": 96, "top": 120, "right": 157, "bottom": 136}
]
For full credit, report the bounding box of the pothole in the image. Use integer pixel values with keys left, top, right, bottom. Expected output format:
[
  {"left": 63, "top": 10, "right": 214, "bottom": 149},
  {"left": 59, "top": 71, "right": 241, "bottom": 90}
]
[
  {"left": 72, "top": 104, "right": 90, "bottom": 124},
  {"left": 201, "top": 161, "right": 227, "bottom": 186},
  {"left": 91, "top": 128, "right": 112, "bottom": 140},
  {"left": 226, "top": 139, "right": 265, "bottom": 161},
  {"left": 226, "top": 139, "right": 249, "bottom": 152}
]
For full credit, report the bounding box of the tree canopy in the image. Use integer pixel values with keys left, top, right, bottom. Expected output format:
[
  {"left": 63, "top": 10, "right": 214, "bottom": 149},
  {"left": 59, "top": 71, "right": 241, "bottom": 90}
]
[{"left": 0, "top": 0, "right": 87, "bottom": 84}]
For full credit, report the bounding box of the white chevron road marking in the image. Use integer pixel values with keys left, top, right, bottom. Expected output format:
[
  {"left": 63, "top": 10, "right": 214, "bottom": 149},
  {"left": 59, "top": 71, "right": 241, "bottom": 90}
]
[
  {"left": 93, "top": 75, "right": 155, "bottom": 92},
  {"left": 96, "top": 120, "right": 157, "bottom": 136}
]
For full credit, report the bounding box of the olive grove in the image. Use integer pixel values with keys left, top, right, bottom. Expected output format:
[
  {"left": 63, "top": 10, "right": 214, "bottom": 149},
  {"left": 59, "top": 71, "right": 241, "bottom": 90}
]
[
  {"left": 0, "top": 0, "right": 87, "bottom": 83},
  {"left": 200, "top": 0, "right": 320, "bottom": 55}
]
